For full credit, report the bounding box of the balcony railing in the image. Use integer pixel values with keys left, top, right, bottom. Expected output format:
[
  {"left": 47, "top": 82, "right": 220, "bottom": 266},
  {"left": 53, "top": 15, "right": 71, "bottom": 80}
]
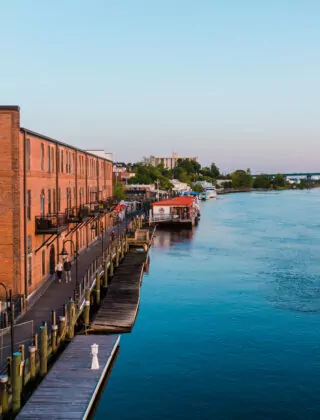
[
  {"left": 150, "top": 213, "right": 194, "bottom": 223},
  {"left": 35, "top": 214, "right": 68, "bottom": 235},
  {"left": 66, "top": 206, "right": 90, "bottom": 223}
]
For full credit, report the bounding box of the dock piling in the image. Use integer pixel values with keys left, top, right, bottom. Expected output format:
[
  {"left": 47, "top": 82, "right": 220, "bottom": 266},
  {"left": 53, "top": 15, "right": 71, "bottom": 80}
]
[
  {"left": 58, "top": 316, "right": 66, "bottom": 340},
  {"left": 68, "top": 300, "right": 75, "bottom": 339},
  {"left": 40, "top": 325, "right": 48, "bottom": 377},
  {"left": 51, "top": 324, "right": 58, "bottom": 353},
  {"left": 104, "top": 258, "right": 109, "bottom": 288},
  {"left": 96, "top": 273, "right": 101, "bottom": 305},
  {"left": 28, "top": 346, "right": 36, "bottom": 380},
  {"left": 12, "top": 351, "right": 22, "bottom": 414},
  {"left": 0, "top": 375, "right": 8, "bottom": 416},
  {"left": 84, "top": 289, "right": 90, "bottom": 326}
]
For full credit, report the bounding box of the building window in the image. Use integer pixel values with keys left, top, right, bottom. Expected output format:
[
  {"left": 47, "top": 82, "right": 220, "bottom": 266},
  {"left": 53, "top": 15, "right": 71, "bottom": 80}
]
[
  {"left": 27, "top": 256, "right": 32, "bottom": 286},
  {"left": 40, "top": 189, "right": 45, "bottom": 216},
  {"left": 48, "top": 146, "right": 51, "bottom": 172},
  {"left": 27, "top": 235, "right": 32, "bottom": 254},
  {"left": 72, "top": 154, "right": 75, "bottom": 174},
  {"left": 40, "top": 144, "right": 44, "bottom": 171},
  {"left": 61, "top": 150, "right": 64, "bottom": 173},
  {"left": 48, "top": 189, "right": 51, "bottom": 214},
  {"left": 27, "top": 190, "right": 31, "bottom": 221},
  {"left": 66, "top": 188, "right": 72, "bottom": 210},
  {"left": 58, "top": 188, "right": 61, "bottom": 212},
  {"left": 53, "top": 189, "right": 56, "bottom": 213},
  {"left": 73, "top": 187, "right": 76, "bottom": 205},
  {"left": 26, "top": 138, "right": 31, "bottom": 171},
  {"left": 42, "top": 250, "right": 46, "bottom": 277},
  {"left": 51, "top": 147, "right": 55, "bottom": 172}
]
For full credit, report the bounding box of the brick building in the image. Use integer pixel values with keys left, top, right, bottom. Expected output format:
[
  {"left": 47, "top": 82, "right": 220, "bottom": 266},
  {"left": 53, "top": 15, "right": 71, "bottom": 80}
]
[{"left": 0, "top": 106, "right": 113, "bottom": 298}]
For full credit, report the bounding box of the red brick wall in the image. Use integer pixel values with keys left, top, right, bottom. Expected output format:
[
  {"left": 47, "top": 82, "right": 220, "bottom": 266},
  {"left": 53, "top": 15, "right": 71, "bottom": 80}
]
[
  {"left": 0, "top": 106, "right": 113, "bottom": 297},
  {"left": 0, "top": 107, "right": 22, "bottom": 296}
]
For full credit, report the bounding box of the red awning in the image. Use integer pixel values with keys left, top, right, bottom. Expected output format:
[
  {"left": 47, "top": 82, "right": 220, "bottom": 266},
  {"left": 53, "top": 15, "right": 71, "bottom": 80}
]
[{"left": 152, "top": 197, "right": 195, "bottom": 207}]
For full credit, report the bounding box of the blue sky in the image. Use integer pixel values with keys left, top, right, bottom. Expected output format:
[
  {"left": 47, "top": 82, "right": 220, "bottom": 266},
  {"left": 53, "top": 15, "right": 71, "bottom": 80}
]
[{"left": 1, "top": 1, "right": 320, "bottom": 173}]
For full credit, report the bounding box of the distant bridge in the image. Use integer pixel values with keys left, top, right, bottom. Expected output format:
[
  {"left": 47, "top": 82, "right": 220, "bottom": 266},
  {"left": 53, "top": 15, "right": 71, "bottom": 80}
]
[{"left": 253, "top": 173, "right": 320, "bottom": 179}]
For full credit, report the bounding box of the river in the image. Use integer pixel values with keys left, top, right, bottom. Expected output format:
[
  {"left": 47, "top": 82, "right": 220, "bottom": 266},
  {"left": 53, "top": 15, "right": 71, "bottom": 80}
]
[{"left": 94, "top": 189, "right": 320, "bottom": 419}]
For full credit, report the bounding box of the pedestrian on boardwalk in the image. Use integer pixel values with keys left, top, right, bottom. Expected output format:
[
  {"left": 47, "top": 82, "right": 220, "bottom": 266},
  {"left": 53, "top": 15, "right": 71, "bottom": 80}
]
[
  {"left": 64, "top": 257, "right": 72, "bottom": 283},
  {"left": 111, "top": 231, "right": 115, "bottom": 242},
  {"left": 55, "top": 260, "right": 63, "bottom": 284}
]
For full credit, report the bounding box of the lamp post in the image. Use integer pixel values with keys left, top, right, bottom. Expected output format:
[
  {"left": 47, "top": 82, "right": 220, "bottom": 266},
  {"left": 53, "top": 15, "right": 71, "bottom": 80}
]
[
  {"left": 0, "top": 283, "right": 14, "bottom": 361},
  {"left": 59, "top": 239, "right": 78, "bottom": 290}
]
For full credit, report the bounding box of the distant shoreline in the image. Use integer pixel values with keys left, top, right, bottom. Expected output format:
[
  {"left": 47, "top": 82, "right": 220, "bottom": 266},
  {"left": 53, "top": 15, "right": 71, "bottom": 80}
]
[{"left": 217, "top": 186, "right": 320, "bottom": 195}]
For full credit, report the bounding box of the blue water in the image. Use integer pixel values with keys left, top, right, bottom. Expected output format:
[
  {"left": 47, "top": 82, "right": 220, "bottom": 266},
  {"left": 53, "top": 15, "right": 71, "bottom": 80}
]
[{"left": 95, "top": 190, "right": 320, "bottom": 419}]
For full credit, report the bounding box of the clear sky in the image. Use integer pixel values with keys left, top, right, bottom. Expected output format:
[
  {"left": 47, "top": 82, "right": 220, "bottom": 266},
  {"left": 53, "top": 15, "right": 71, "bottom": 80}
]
[{"left": 1, "top": 0, "right": 320, "bottom": 173}]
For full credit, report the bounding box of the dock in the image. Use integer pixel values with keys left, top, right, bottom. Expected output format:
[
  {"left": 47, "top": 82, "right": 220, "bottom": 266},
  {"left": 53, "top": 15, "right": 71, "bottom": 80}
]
[
  {"left": 90, "top": 250, "right": 148, "bottom": 333},
  {"left": 17, "top": 335, "right": 120, "bottom": 420}
]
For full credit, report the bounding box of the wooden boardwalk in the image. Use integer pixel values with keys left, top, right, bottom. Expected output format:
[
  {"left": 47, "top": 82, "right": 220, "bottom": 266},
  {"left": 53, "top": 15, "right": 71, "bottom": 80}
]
[
  {"left": 17, "top": 335, "right": 120, "bottom": 420},
  {"left": 91, "top": 251, "right": 148, "bottom": 333}
]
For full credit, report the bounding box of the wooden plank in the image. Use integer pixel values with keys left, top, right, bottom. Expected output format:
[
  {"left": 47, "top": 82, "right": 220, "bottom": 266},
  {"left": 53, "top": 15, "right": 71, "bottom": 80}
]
[{"left": 17, "top": 335, "right": 120, "bottom": 420}]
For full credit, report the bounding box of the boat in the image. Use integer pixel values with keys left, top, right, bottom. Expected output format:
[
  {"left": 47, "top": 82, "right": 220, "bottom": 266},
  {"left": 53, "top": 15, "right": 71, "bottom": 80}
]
[
  {"left": 199, "top": 192, "right": 208, "bottom": 201},
  {"left": 205, "top": 185, "right": 217, "bottom": 199}
]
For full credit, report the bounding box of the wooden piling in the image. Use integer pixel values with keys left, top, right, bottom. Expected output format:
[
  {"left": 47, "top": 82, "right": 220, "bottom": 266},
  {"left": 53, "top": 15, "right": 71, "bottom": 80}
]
[
  {"left": 0, "top": 375, "right": 8, "bottom": 416},
  {"left": 58, "top": 316, "right": 66, "bottom": 340},
  {"left": 19, "top": 344, "right": 25, "bottom": 362},
  {"left": 28, "top": 346, "right": 36, "bottom": 380},
  {"left": 115, "top": 245, "right": 120, "bottom": 267},
  {"left": 51, "top": 324, "right": 58, "bottom": 353},
  {"left": 40, "top": 325, "right": 48, "bottom": 377},
  {"left": 104, "top": 258, "right": 109, "bottom": 288},
  {"left": 96, "top": 273, "right": 101, "bottom": 305},
  {"left": 51, "top": 309, "right": 56, "bottom": 326},
  {"left": 12, "top": 351, "right": 22, "bottom": 414},
  {"left": 33, "top": 333, "right": 38, "bottom": 349},
  {"left": 68, "top": 300, "right": 75, "bottom": 339},
  {"left": 84, "top": 289, "right": 90, "bottom": 326}
]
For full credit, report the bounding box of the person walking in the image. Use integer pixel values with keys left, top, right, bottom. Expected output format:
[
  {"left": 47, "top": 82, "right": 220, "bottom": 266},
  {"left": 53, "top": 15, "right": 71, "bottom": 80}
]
[
  {"left": 55, "top": 260, "right": 63, "bottom": 284},
  {"left": 64, "top": 257, "right": 72, "bottom": 283}
]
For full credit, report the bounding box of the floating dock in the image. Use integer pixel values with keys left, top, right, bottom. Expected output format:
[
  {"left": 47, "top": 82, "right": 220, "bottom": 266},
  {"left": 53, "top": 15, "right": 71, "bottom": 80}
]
[
  {"left": 90, "top": 250, "right": 148, "bottom": 333},
  {"left": 17, "top": 335, "right": 120, "bottom": 420}
]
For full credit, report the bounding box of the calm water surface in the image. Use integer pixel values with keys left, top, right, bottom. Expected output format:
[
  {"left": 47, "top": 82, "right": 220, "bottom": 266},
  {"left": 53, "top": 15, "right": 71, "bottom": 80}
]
[{"left": 95, "top": 190, "right": 320, "bottom": 419}]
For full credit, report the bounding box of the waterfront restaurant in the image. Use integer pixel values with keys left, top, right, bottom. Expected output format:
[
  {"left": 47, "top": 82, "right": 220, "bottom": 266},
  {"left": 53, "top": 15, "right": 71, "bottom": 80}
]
[
  {"left": 0, "top": 106, "right": 113, "bottom": 302},
  {"left": 150, "top": 196, "right": 200, "bottom": 228}
]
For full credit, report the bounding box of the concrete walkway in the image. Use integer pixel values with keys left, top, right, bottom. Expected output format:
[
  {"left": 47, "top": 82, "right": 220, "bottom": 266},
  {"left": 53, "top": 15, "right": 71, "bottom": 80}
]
[{"left": 0, "top": 222, "right": 125, "bottom": 368}]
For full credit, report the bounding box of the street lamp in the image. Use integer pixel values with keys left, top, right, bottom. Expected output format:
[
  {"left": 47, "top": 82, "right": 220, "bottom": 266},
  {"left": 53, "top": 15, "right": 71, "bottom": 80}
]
[
  {"left": 0, "top": 283, "right": 14, "bottom": 362},
  {"left": 59, "top": 239, "right": 78, "bottom": 290}
]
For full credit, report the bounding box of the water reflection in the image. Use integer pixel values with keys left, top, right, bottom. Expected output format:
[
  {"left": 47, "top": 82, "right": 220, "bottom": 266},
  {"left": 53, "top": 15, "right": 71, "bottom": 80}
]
[{"left": 152, "top": 228, "right": 195, "bottom": 248}]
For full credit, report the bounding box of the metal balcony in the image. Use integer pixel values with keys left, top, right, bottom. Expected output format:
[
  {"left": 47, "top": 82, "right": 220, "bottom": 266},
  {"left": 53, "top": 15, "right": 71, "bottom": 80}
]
[
  {"left": 66, "top": 206, "right": 90, "bottom": 223},
  {"left": 35, "top": 214, "right": 68, "bottom": 235}
]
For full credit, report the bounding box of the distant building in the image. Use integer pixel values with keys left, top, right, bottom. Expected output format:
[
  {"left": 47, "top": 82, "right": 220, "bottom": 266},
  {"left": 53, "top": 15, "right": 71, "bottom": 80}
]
[
  {"left": 171, "top": 179, "right": 191, "bottom": 195},
  {"left": 86, "top": 150, "right": 113, "bottom": 161},
  {"left": 113, "top": 162, "right": 135, "bottom": 184},
  {"left": 151, "top": 153, "right": 199, "bottom": 170}
]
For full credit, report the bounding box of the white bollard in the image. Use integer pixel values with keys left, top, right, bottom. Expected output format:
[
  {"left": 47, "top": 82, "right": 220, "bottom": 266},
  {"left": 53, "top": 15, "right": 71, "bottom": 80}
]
[{"left": 91, "top": 344, "right": 99, "bottom": 370}]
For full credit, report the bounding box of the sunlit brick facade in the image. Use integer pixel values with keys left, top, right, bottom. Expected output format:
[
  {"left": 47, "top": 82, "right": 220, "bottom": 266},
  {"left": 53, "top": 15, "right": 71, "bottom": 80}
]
[{"left": 0, "top": 106, "right": 113, "bottom": 298}]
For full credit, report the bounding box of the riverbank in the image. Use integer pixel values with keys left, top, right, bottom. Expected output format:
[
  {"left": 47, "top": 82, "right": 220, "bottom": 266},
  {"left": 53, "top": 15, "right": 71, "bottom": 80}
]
[{"left": 217, "top": 184, "right": 320, "bottom": 195}]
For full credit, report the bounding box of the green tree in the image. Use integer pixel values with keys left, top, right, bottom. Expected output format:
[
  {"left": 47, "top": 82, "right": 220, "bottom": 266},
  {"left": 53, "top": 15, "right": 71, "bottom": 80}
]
[
  {"left": 192, "top": 183, "right": 204, "bottom": 193},
  {"left": 253, "top": 174, "right": 271, "bottom": 189},
  {"left": 210, "top": 162, "right": 220, "bottom": 178},
  {"left": 273, "top": 173, "right": 285, "bottom": 188},
  {"left": 113, "top": 182, "right": 126, "bottom": 201},
  {"left": 231, "top": 170, "right": 253, "bottom": 188}
]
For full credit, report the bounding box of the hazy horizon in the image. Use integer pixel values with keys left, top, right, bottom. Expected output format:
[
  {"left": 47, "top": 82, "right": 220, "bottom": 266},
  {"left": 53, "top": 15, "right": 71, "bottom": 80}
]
[{"left": 1, "top": 1, "right": 320, "bottom": 173}]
